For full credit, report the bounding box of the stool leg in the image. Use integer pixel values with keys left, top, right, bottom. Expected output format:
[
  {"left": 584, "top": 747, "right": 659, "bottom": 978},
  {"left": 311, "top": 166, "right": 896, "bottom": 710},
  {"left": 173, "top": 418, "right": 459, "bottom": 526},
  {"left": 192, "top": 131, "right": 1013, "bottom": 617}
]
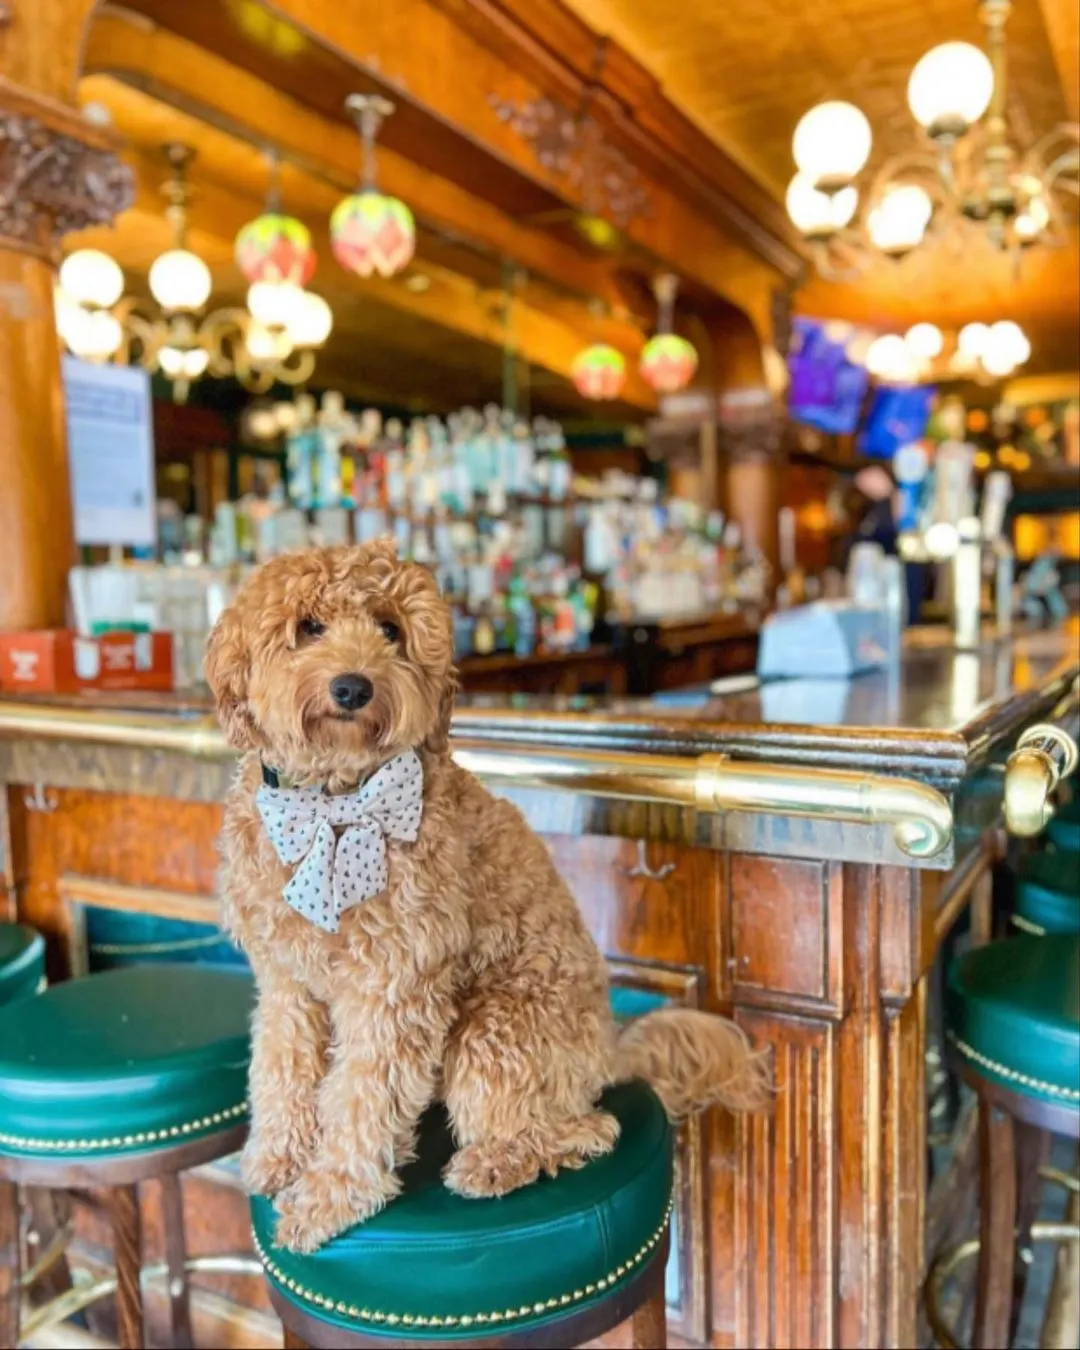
[
  {"left": 107, "top": 1183, "right": 144, "bottom": 1350},
  {"left": 1010, "top": 1120, "right": 1050, "bottom": 1344},
  {"left": 282, "top": 1329, "right": 310, "bottom": 1349},
  {"left": 0, "top": 1181, "right": 20, "bottom": 1350},
  {"left": 631, "top": 1267, "right": 667, "bottom": 1350},
  {"left": 160, "top": 1174, "right": 194, "bottom": 1349},
  {"left": 973, "top": 1099, "right": 1018, "bottom": 1349}
]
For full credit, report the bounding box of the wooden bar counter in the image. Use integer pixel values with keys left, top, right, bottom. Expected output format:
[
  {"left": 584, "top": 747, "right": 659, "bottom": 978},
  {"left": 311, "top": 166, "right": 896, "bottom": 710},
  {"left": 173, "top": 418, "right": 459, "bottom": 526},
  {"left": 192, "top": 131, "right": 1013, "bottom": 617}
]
[{"left": 0, "top": 622, "right": 1077, "bottom": 1350}]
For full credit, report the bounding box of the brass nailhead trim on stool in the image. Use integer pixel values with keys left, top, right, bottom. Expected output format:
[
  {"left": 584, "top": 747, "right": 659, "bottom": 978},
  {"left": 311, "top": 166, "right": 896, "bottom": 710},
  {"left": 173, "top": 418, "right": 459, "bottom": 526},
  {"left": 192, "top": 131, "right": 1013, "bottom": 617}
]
[
  {"left": 1010, "top": 914, "right": 1047, "bottom": 936},
  {"left": 0, "top": 1100, "right": 248, "bottom": 1152},
  {"left": 947, "top": 1031, "right": 1080, "bottom": 1101},
  {"left": 253, "top": 1198, "right": 673, "bottom": 1331}
]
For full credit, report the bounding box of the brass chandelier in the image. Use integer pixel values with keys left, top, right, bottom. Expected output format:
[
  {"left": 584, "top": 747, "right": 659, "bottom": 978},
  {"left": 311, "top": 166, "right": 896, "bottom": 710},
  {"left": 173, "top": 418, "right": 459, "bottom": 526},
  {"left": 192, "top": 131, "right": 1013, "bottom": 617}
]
[
  {"left": 55, "top": 143, "right": 333, "bottom": 401},
  {"left": 786, "top": 0, "right": 1078, "bottom": 279}
]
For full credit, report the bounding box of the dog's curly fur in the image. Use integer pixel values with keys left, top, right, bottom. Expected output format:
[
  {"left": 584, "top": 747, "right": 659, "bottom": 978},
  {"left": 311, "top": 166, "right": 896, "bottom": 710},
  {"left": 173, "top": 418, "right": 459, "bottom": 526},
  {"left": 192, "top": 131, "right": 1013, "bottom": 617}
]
[{"left": 207, "top": 541, "right": 770, "bottom": 1253}]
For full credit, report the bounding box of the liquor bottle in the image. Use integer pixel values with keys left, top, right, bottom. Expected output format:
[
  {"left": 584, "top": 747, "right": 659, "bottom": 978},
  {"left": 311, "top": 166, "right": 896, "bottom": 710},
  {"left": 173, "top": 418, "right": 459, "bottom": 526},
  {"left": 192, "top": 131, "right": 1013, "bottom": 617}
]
[
  {"left": 285, "top": 394, "right": 318, "bottom": 510},
  {"left": 507, "top": 573, "right": 536, "bottom": 657}
]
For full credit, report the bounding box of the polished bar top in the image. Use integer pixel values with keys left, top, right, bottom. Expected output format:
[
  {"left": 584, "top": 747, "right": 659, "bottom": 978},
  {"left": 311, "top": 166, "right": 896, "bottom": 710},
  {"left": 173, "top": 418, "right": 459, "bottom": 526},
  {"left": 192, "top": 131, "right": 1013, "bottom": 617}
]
[
  {"left": 0, "top": 621, "right": 1076, "bottom": 792},
  {"left": 453, "top": 622, "right": 1079, "bottom": 787}
]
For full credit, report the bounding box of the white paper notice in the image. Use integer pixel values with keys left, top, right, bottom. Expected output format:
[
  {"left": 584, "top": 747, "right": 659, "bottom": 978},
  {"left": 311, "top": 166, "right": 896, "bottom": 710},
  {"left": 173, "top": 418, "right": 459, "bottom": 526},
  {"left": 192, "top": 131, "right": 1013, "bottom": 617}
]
[{"left": 63, "top": 357, "right": 156, "bottom": 547}]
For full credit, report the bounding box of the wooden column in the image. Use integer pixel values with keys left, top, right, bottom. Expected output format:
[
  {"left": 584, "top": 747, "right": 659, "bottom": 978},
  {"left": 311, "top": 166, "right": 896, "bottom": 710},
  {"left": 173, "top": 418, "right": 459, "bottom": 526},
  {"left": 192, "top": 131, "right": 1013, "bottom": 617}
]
[
  {"left": 718, "top": 402, "right": 784, "bottom": 578},
  {"left": 0, "top": 89, "right": 133, "bottom": 630}
]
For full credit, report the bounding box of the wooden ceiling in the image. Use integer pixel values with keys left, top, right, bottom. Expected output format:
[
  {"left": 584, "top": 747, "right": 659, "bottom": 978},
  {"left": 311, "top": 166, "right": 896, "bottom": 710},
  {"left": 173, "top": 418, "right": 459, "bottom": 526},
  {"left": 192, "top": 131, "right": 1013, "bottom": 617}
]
[{"left": 563, "top": 0, "right": 1080, "bottom": 370}]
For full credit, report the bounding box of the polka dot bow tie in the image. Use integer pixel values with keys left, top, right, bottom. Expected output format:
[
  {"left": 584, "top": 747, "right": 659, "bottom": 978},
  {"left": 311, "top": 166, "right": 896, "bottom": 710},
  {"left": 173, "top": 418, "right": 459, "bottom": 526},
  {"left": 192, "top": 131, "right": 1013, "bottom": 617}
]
[{"left": 255, "top": 749, "right": 424, "bottom": 933}]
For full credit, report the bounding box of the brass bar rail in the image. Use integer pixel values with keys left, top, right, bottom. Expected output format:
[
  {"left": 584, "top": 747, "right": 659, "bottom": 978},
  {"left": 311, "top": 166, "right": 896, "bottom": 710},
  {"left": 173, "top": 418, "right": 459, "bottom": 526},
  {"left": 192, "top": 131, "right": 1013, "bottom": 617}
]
[
  {"left": 1003, "top": 676, "right": 1080, "bottom": 836},
  {"left": 0, "top": 701, "right": 953, "bottom": 859}
]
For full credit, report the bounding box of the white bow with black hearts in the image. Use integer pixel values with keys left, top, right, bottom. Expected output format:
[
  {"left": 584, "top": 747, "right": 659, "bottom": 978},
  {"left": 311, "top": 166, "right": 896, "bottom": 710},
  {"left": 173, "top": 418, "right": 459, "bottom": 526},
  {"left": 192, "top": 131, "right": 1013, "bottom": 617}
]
[{"left": 255, "top": 749, "right": 423, "bottom": 933}]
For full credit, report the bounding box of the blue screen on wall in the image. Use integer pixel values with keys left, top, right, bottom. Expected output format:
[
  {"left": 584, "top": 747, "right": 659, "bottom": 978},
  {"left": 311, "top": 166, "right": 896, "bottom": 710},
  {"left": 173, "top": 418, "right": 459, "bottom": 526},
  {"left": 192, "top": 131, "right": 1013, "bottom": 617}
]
[
  {"left": 787, "top": 318, "right": 869, "bottom": 435},
  {"left": 858, "top": 385, "right": 936, "bottom": 460}
]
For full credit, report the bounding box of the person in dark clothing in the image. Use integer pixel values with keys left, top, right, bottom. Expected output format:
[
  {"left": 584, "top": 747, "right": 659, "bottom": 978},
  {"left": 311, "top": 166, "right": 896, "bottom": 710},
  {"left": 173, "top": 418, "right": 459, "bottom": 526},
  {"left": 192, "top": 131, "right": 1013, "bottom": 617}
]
[{"left": 834, "top": 464, "right": 927, "bottom": 623}]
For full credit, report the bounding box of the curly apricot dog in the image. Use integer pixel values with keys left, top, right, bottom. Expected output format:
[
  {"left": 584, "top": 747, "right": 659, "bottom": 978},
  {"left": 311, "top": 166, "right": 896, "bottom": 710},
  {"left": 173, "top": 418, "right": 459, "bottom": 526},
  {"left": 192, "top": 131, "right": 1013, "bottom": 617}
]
[{"left": 207, "top": 541, "right": 769, "bottom": 1253}]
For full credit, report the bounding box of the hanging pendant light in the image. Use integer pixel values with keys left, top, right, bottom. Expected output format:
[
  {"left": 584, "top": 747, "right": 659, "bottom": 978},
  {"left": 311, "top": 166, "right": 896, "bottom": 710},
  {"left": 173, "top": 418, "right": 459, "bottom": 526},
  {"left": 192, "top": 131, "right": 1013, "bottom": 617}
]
[
  {"left": 331, "top": 94, "right": 416, "bottom": 279},
  {"left": 236, "top": 215, "right": 316, "bottom": 286},
  {"left": 148, "top": 144, "right": 213, "bottom": 313},
  {"left": 640, "top": 274, "right": 698, "bottom": 394},
  {"left": 572, "top": 344, "right": 626, "bottom": 400},
  {"left": 235, "top": 151, "right": 317, "bottom": 286}
]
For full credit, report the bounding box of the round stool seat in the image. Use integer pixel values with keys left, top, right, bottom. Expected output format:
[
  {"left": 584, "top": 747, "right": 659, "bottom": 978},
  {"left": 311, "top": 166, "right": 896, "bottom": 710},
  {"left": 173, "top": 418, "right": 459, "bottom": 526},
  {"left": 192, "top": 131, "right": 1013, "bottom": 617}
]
[
  {"left": 1049, "top": 815, "right": 1080, "bottom": 852},
  {"left": 253, "top": 1080, "right": 672, "bottom": 1341},
  {"left": 0, "top": 964, "right": 254, "bottom": 1158},
  {"left": 1014, "top": 849, "right": 1080, "bottom": 934},
  {"left": 0, "top": 923, "right": 45, "bottom": 1006},
  {"left": 946, "top": 934, "right": 1080, "bottom": 1109}
]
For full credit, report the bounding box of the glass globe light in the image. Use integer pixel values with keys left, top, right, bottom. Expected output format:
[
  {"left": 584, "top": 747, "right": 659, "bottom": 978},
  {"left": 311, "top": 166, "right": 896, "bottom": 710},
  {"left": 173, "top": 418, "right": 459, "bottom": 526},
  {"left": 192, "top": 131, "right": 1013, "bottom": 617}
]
[
  {"left": 246, "top": 321, "right": 293, "bottom": 364},
  {"left": 54, "top": 287, "right": 87, "bottom": 347},
  {"left": 980, "top": 344, "right": 1017, "bottom": 378},
  {"left": 285, "top": 290, "right": 333, "bottom": 348},
  {"left": 247, "top": 281, "right": 307, "bottom": 332},
  {"left": 866, "top": 333, "right": 919, "bottom": 383},
  {"left": 1014, "top": 212, "right": 1039, "bottom": 243},
  {"left": 986, "top": 320, "right": 1030, "bottom": 368},
  {"left": 868, "top": 185, "right": 933, "bottom": 255},
  {"left": 158, "top": 346, "right": 184, "bottom": 379},
  {"left": 904, "top": 322, "right": 944, "bottom": 361},
  {"left": 59, "top": 249, "right": 124, "bottom": 309},
  {"left": 792, "top": 102, "right": 872, "bottom": 188},
  {"left": 958, "top": 321, "right": 991, "bottom": 356},
  {"left": 183, "top": 348, "right": 210, "bottom": 379},
  {"left": 785, "top": 174, "right": 858, "bottom": 237},
  {"left": 66, "top": 308, "right": 123, "bottom": 361},
  {"left": 148, "top": 249, "right": 212, "bottom": 312},
  {"left": 907, "top": 42, "right": 994, "bottom": 139},
  {"left": 158, "top": 346, "right": 210, "bottom": 380},
  {"left": 1027, "top": 195, "right": 1051, "bottom": 230}
]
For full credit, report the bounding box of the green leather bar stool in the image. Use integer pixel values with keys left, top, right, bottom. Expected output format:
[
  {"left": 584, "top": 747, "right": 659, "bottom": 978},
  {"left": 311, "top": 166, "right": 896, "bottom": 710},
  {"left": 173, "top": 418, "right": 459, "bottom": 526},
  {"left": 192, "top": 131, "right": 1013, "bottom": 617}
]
[
  {"left": 0, "top": 964, "right": 255, "bottom": 1350},
  {"left": 1048, "top": 790, "right": 1080, "bottom": 852},
  {"left": 253, "top": 1080, "right": 673, "bottom": 1350},
  {"left": 1012, "top": 848, "right": 1080, "bottom": 935},
  {"left": 0, "top": 924, "right": 45, "bottom": 1006},
  {"left": 925, "top": 934, "right": 1080, "bottom": 1349}
]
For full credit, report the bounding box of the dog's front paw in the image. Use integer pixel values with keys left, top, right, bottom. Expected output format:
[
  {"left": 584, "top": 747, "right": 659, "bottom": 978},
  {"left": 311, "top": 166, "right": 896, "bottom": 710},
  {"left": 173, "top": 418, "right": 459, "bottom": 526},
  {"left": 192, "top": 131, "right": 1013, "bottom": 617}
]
[
  {"left": 273, "top": 1169, "right": 397, "bottom": 1253},
  {"left": 444, "top": 1139, "right": 541, "bottom": 1198},
  {"left": 241, "top": 1140, "right": 302, "bottom": 1197}
]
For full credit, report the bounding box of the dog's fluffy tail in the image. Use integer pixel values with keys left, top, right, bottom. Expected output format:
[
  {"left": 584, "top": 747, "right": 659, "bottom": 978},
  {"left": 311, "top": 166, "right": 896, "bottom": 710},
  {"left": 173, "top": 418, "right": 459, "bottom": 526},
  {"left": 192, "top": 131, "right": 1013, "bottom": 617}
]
[{"left": 615, "top": 1008, "right": 772, "bottom": 1119}]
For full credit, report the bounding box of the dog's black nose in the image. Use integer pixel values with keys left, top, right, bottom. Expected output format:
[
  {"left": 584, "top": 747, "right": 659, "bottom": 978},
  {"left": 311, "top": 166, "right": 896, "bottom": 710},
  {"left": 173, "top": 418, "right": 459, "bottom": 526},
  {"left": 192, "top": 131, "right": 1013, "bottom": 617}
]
[{"left": 330, "top": 673, "right": 373, "bottom": 711}]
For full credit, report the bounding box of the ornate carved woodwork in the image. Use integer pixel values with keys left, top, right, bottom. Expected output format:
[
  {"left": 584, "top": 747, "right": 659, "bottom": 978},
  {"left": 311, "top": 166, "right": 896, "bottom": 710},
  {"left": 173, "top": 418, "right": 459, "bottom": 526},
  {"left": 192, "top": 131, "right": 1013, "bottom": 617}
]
[
  {"left": 489, "top": 93, "right": 650, "bottom": 228},
  {"left": 0, "top": 110, "right": 133, "bottom": 254}
]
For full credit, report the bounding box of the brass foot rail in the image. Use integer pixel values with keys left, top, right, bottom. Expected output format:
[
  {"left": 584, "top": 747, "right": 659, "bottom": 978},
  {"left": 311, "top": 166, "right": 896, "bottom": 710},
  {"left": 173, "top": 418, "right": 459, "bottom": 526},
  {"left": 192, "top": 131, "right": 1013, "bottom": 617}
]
[{"left": 0, "top": 702, "right": 953, "bottom": 859}]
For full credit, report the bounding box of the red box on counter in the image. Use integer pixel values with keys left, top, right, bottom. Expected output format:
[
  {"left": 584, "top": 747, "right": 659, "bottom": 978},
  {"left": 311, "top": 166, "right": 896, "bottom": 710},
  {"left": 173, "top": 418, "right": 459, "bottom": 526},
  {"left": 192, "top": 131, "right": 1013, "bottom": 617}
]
[{"left": 0, "top": 630, "right": 174, "bottom": 693}]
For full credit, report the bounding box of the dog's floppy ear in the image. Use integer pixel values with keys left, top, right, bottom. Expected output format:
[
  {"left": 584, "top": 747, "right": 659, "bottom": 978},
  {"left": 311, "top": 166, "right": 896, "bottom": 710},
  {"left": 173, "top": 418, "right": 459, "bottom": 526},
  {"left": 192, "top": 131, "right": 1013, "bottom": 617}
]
[
  {"left": 204, "top": 603, "right": 260, "bottom": 749},
  {"left": 424, "top": 670, "right": 458, "bottom": 755}
]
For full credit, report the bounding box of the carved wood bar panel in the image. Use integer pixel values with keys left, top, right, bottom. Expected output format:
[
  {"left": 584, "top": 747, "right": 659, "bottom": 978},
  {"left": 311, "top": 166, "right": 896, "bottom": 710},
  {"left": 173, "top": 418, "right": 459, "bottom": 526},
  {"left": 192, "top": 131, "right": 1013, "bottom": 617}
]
[{"left": 2, "top": 782, "right": 948, "bottom": 1348}]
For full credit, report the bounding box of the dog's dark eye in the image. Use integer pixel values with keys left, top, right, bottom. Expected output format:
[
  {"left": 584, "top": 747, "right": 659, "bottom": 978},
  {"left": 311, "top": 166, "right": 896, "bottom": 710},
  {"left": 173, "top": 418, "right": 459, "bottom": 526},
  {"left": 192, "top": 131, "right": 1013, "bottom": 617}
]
[
  {"left": 298, "top": 617, "right": 325, "bottom": 640},
  {"left": 379, "top": 619, "right": 400, "bottom": 644}
]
